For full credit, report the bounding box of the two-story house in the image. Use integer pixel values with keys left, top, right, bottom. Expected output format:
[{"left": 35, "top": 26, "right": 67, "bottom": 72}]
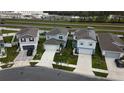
[
  {"left": 73, "top": 28, "right": 97, "bottom": 55},
  {"left": 16, "top": 27, "right": 39, "bottom": 51},
  {"left": 0, "top": 33, "right": 6, "bottom": 58},
  {"left": 44, "top": 27, "right": 69, "bottom": 51}
]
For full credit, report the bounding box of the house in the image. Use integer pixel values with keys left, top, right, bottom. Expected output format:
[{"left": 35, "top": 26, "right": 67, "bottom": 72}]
[
  {"left": 0, "top": 33, "right": 6, "bottom": 58},
  {"left": 73, "top": 28, "right": 97, "bottom": 55},
  {"left": 44, "top": 27, "right": 69, "bottom": 51},
  {"left": 16, "top": 27, "right": 39, "bottom": 51},
  {"left": 98, "top": 33, "right": 124, "bottom": 59}
]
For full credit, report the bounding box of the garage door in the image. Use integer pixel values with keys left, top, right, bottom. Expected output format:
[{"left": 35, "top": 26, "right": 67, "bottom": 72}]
[
  {"left": 23, "top": 45, "right": 34, "bottom": 50},
  {"left": 105, "top": 51, "right": 120, "bottom": 59},
  {"left": 44, "top": 44, "right": 59, "bottom": 50},
  {"left": 78, "top": 48, "right": 93, "bottom": 55}
]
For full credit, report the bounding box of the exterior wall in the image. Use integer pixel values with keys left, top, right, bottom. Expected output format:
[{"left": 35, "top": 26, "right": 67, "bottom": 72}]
[{"left": 77, "top": 39, "right": 96, "bottom": 50}]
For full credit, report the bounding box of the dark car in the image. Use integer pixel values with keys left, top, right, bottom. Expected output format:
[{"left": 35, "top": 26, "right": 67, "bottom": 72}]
[
  {"left": 27, "top": 49, "right": 33, "bottom": 56},
  {"left": 115, "top": 59, "right": 124, "bottom": 68}
]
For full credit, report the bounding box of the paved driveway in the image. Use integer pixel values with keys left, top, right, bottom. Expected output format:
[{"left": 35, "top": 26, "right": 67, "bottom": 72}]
[
  {"left": 74, "top": 54, "right": 94, "bottom": 76},
  {"left": 105, "top": 57, "right": 124, "bottom": 80},
  {"left": 13, "top": 51, "right": 33, "bottom": 67},
  {"left": 36, "top": 50, "right": 56, "bottom": 68}
]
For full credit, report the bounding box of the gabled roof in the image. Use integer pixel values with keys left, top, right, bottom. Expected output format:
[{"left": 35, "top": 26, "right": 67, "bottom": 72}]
[
  {"left": 16, "top": 27, "right": 39, "bottom": 38},
  {"left": 47, "top": 27, "right": 68, "bottom": 36},
  {"left": 44, "top": 38, "right": 65, "bottom": 45},
  {"left": 74, "top": 29, "right": 96, "bottom": 41},
  {"left": 98, "top": 33, "right": 124, "bottom": 53}
]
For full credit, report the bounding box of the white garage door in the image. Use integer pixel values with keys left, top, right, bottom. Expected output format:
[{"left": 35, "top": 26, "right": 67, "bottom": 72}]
[
  {"left": 105, "top": 51, "right": 120, "bottom": 59},
  {"left": 44, "top": 44, "right": 59, "bottom": 50},
  {"left": 78, "top": 48, "right": 93, "bottom": 55}
]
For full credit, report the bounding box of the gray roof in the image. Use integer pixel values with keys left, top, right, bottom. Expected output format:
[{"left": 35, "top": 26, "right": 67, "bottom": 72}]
[
  {"left": 16, "top": 27, "right": 39, "bottom": 38},
  {"left": 98, "top": 33, "right": 124, "bottom": 53},
  {"left": 74, "top": 29, "right": 96, "bottom": 41},
  {"left": 44, "top": 38, "right": 65, "bottom": 45},
  {"left": 47, "top": 27, "right": 68, "bottom": 36}
]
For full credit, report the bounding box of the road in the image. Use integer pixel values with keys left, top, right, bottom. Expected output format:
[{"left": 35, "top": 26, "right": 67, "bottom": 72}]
[{"left": 1, "top": 24, "right": 124, "bottom": 33}]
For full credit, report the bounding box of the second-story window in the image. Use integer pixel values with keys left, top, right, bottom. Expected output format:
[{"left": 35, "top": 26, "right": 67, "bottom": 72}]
[
  {"left": 59, "top": 36, "right": 63, "bottom": 39},
  {"left": 21, "top": 38, "right": 26, "bottom": 42},
  {"left": 80, "top": 43, "right": 83, "bottom": 45},
  {"left": 29, "top": 37, "right": 34, "bottom": 41},
  {"left": 89, "top": 43, "right": 92, "bottom": 46}
]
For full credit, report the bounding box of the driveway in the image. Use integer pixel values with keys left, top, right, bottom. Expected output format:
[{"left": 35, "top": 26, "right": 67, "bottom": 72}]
[
  {"left": 13, "top": 51, "right": 33, "bottom": 67},
  {"left": 105, "top": 57, "right": 124, "bottom": 80},
  {"left": 74, "top": 54, "right": 94, "bottom": 76},
  {"left": 36, "top": 50, "right": 56, "bottom": 68}
]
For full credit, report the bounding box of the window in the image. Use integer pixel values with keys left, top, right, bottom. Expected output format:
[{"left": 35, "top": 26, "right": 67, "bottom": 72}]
[
  {"left": 80, "top": 43, "right": 83, "bottom": 45},
  {"left": 89, "top": 43, "right": 92, "bottom": 46},
  {"left": 59, "top": 36, "right": 63, "bottom": 39},
  {"left": 29, "top": 37, "right": 34, "bottom": 41},
  {"left": 21, "top": 38, "right": 26, "bottom": 42}
]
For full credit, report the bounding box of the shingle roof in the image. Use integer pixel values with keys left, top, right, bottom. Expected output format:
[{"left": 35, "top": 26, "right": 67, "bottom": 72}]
[
  {"left": 98, "top": 33, "right": 124, "bottom": 53},
  {"left": 74, "top": 29, "right": 96, "bottom": 41},
  {"left": 44, "top": 38, "right": 65, "bottom": 45},
  {"left": 16, "top": 27, "right": 39, "bottom": 38},
  {"left": 47, "top": 27, "right": 68, "bottom": 36}
]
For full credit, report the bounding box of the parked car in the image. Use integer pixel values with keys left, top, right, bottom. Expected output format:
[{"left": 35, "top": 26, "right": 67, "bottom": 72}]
[
  {"left": 115, "top": 59, "right": 124, "bottom": 68},
  {"left": 27, "top": 49, "right": 33, "bottom": 56}
]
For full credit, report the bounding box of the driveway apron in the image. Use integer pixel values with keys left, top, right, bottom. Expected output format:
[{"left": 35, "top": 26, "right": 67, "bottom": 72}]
[
  {"left": 74, "top": 54, "right": 94, "bottom": 76},
  {"left": 37, "top": 50, "right": 56, "bottom": 68},
  {"left": 106, "top": 57, "right": 124, "bottom": 80}
]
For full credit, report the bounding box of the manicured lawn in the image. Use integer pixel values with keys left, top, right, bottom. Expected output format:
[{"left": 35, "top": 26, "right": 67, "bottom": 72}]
[
  {"left": 3, "top": 36, "right": 13, "bottom": 43},
  {"left": 96, "top": 31, "right": 124, "bottom": 35},
  {"left": 92, "top": 43, "right": 108, "bottom": 70},
  {"left": 0, "top": 45, "right": 19, "bottom": 63},
  {"left": 54, "top": 40, "right": 78, "bottom": 65},
  {"left": 52, "top": 64, "right": 75, "bottom": 71},
  {"left": 33, "top": 38, "right": 45, "bottom": 60},
  {"left": 93, "top": 71, "right": 108, "bottom": 77},
  {"left": 1, "top": 30, "right": 17, "bottom": 34}
]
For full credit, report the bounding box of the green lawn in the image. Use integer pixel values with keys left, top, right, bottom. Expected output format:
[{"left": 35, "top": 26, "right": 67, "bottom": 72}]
[
  {"left": 3, "top": 36, "right": 13, "bottom": 43},
  {"left": 54, "top": 40, "right": 78, "bottom": 65},
  {"left": 0, "top": 45, "right": 19, "bottom": 63},
  {"left": 92, "top": 43, "right": 108, "bottom": 70},
  {"left": 33, "top": 38, "right": 45, "bottom": 60},
  {"left": 93, "top": 71, "right": 108, "bottom": 77},
  {"left": 2, "top": 30, "right": 17, "bottom": 34},
  {"left": 52, "top": 64, "right": 75, "bottom": 71}
]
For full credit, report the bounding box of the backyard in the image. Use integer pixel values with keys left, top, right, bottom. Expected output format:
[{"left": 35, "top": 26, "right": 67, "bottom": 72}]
[
  {"left": 54, "top": 40, "right": 78, "bottom": 65},
  {"left": 33, "top": 38, "right": 45, "bottom": 60},
  {"left": 1, "top": 30, "right": 17, "bottom": 34},
  {"left": 92, "top": 43, "right": 108, "bottom": 70},
  {"left": 3, "top": 36, "right": 13, "bottom": 43}
]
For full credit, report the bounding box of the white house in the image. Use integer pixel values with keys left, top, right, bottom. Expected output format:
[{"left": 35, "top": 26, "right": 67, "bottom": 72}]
[
  {"left": 44, "top": 27, "right": 69, "bottom": 51},
  {"left": 73, "top": 28, "right": 97, "bottom": 55},
  {"left": 98, "top": 33, "right": 124, "bottom": 59},
  {"left": 16, "top": 27, "right": 39, "bottom": 51}
]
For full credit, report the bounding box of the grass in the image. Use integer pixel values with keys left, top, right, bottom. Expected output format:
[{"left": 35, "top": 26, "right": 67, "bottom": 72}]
[
  {"left": 52, "top": 64, "right": 75, "bottom": 71},
  {"left": 93, "top": 71, "right": 108, "bottom": 77},
  {"left": 30, "top": 62, "right": 38, "bottom": 67},
  {"left": 54, "top": 39, "right": 78, "bottom": 65},
  {"left": 3, "top": 36, "right": 13, "bottom": 43},
  {"left": 1, "top": 30, "right": 17, "bottom": 34},
  {"left": 0, "top": 45, "right": 19, "bottom": 63},
  {"left": 33, "top": 38, "right": 45, "bottom": 60},
  {"left": 92, "top": 43, "right": 108, "bottom": 70}
]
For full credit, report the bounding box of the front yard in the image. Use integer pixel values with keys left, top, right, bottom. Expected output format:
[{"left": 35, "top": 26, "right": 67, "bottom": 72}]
[
  {"left": 0, "top": 45, "right": 19, "bottom": 63},
  {"left": 54, "top": 40, "right": 78, "bottom": 65},
  {"left": 92, "top": 43, "right": 108, "bottom": 70},
  {"left": 33, "top": 38, "right": 45, "bottom": 60}
]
